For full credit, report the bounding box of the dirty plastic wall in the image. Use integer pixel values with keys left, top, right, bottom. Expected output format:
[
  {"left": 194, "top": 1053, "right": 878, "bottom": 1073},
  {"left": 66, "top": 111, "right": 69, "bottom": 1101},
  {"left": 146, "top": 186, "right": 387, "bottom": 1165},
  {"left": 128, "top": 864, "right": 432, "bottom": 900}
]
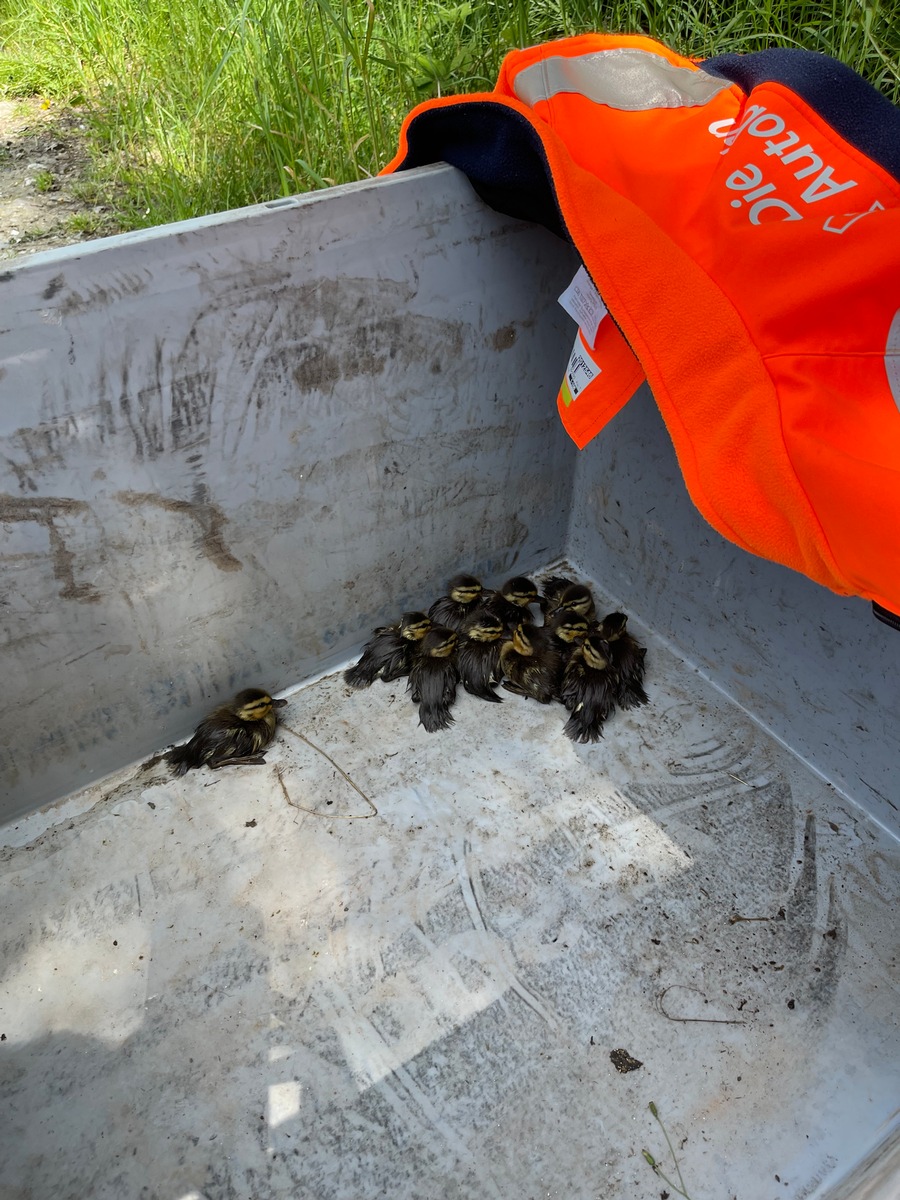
[
  {"left": 568, "top": 386, "right": 900, "bottom": 838},
  {"left": 0, "top": 164, "right": 579, "bottom": 818}
]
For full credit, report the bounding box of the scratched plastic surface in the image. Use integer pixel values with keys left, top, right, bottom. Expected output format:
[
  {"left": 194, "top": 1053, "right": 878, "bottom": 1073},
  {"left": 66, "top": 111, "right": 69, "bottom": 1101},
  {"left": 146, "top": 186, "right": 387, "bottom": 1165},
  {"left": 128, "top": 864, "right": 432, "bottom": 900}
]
[{"left": 2, "top": 580, "right": 897, "bottom": 1200}]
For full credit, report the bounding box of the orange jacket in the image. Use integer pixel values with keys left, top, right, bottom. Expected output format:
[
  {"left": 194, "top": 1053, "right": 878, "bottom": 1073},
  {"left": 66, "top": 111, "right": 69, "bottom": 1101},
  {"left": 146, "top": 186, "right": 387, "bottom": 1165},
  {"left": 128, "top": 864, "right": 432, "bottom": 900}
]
[{"left": 383, "top": 35, "right": 900, "bottom": 621}]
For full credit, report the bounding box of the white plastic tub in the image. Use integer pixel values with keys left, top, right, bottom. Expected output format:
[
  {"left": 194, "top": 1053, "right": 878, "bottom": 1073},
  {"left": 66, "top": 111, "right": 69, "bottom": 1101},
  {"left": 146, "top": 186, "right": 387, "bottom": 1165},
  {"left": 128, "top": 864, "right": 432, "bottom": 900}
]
[{"left": 1, "top": 165, "right": 897, "bottom": 1200}]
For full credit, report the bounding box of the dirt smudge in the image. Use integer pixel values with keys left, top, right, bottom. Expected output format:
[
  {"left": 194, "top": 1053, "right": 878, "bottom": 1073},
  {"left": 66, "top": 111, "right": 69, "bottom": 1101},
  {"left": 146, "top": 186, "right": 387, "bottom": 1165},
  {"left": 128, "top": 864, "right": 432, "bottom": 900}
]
[
  {"left": 491, "top": 324, "right": 518, "bottom": 351},
  {"left": 0, "top": 493, "right": 101, "bottom": 601},
  {"left": 42, "top": 274, "right": 65, "bottom": 301},
  {"left": 115, "top": 489, "right": 242, "bottom": 572}
]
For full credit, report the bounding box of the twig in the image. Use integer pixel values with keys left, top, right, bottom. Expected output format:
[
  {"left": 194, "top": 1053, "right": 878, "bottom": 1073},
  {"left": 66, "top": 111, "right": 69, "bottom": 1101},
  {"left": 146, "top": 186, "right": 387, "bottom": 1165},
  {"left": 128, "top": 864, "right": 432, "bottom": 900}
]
[
  {"left": 277, "top": 725, "right": 378, "bottom": 818},
  {"left": 657, "top": 984, "right": 745, "bottom": 1025}
]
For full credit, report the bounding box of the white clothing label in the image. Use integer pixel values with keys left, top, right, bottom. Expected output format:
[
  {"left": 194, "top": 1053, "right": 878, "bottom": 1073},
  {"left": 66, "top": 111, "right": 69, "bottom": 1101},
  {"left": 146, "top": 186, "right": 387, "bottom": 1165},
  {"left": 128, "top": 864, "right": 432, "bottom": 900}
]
[
  {"left": 562, "top": 333, "right": 601, "bottom": 403},
  {"left": 558, "top": 265, "right": 608, "bottom": 346}
]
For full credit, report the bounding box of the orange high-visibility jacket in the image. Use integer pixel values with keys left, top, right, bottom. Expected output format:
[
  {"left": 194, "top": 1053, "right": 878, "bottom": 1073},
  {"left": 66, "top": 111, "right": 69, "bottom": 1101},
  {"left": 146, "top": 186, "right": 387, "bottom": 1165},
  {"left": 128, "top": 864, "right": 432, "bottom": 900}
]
[{"left": 383, "top": 35, "right": 900, "bottom": 624}]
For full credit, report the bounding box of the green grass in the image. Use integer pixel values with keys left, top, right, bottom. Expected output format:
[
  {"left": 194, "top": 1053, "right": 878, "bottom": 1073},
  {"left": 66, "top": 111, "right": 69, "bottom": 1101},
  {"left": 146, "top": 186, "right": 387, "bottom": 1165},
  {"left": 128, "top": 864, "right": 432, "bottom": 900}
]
[
  {"left": 642, "top": 1101, "right": 695, "bottom": 1199},
  {"left": 1, "top": 0, "right": 898, "bottom": 230},
  {"left": 64, "top": 209, "right": 118, "bottom": 237}
]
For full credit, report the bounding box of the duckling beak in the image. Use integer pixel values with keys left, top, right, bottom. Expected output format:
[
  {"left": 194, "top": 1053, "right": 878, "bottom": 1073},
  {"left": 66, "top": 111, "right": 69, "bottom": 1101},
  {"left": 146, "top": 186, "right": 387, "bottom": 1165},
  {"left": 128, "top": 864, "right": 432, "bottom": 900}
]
[{"left": 273, "top": 697, "right": 289, "bottom": 708}]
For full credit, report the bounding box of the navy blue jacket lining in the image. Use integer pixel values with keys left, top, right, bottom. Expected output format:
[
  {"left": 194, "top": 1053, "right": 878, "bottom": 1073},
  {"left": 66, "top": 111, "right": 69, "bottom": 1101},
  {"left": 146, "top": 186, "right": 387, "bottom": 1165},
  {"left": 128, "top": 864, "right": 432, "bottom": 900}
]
[{"left": 704, "top": 48, "right": 900, "bottom": 183}]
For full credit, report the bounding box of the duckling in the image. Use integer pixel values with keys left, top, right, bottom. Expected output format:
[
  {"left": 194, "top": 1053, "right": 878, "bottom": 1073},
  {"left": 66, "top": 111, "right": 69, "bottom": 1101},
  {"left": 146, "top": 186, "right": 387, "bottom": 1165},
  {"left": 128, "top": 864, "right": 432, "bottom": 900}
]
[
  {"left": 596, "top": 611, "right": 649, "bottom": 708},
  {"left": 457, "top": 610, "right": 505, "bottom": 702},
  {"left": 428, "top": 574, "right": 484, "bottom": 633},
  {"left": 500, "top": 621, "right": 562, "bottom": 703},
  {"left": 344, "top": 611, "right": 431, "bottom": 688},
  {"left": 544, "top": 608, "right": 590, "bottom": 672},
  {"left": 408, "top": 626, "right": 460, "bottom": 731},
  {"left": 547, "top": 614, "right": 588, "bottom": 652},
  {"left": 484, "top": 576, "right": 540, "bottom": 631},
  {"left": 560, "top": 634, "right": 617, "bottom": 743},
  {"left": 538, "top": 573, "right": 578, "bottom": 615},
  {"left": 555, "top": 582, "right": 597, "bottom": 623},
  {"left": 163, "top": 688, "right": 288, "bottom": 774}
]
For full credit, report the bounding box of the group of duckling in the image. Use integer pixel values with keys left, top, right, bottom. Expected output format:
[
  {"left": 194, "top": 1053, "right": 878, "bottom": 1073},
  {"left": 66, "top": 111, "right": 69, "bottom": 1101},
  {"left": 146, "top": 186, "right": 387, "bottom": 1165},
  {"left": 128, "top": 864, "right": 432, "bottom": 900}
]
[
  {"left": 145, "top": 573, "right": 647, "bottom": 778},
  {"left": 344, "top": 572, "right": 648, "bottom": 743}
]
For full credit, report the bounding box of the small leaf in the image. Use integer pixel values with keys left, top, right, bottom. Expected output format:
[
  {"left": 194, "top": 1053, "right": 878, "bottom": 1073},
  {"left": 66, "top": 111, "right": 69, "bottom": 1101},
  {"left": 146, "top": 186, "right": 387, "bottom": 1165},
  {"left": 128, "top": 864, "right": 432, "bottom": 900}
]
[{"left": 610, "top": 1047, "right": 643, "bottom": 1073}]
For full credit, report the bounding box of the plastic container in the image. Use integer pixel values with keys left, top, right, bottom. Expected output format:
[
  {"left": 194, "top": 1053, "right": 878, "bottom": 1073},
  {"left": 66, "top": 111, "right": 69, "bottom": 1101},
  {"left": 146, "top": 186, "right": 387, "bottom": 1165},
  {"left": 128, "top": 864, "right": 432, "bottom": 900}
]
[{"left": 1, "top": 164, "right": 897, "bottom": 1200}]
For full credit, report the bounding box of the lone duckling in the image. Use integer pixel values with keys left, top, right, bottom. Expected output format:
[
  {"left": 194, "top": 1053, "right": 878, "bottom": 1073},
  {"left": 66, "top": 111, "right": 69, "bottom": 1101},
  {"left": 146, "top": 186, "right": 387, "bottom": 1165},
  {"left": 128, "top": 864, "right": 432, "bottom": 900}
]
[
  {"left": 408, "top": 626, "right": 460, "bottom": 732},
  {"left": 500, "top": 622, "right": 562, "bottom": 703},
  {"left": 428, "top": 574, "right": 484, "bottom": 633},
  {"left": 457, "top": 609, "right": 505, "bottom": 702},
  {"left": 560, "top": 634, "right": 617, "bottom": 743},
  {"left": 344, "top": 611, "right": 431, "bottom": 688},
  {"left": 596, "top": 611, "right": 649, "bottom": 709},
  {"left": 163, "top": 688, "right": 288, "bottom": 774},
  {"left": 485, "top": 576, "right": 540, "bottom": 631}
]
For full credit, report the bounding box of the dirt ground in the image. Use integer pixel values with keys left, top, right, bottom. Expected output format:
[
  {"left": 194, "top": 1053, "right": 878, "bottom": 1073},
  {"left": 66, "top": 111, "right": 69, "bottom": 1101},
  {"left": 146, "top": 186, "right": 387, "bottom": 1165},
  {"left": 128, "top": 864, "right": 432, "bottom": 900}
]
[{"left": 0, "top": 97, "right": 117, "bottom": 262}]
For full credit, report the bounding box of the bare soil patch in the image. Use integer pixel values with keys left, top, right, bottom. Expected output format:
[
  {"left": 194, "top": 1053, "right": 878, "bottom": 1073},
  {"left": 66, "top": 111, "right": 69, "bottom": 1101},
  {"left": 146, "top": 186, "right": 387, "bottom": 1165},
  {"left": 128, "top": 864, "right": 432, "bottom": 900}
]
[{"left": 0, "top": 98, "right": 117, "bottom": 262}]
